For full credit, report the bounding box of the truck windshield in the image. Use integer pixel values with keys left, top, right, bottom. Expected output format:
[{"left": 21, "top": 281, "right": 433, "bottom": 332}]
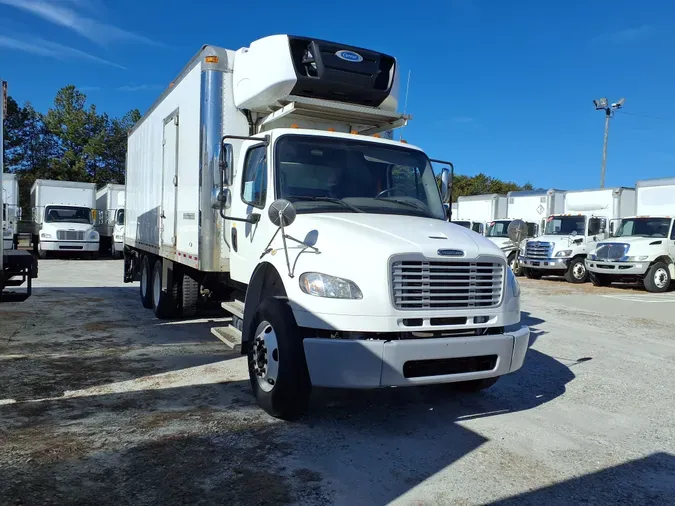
[
  {"left": 544, "top": 216, "right": 585, "bottom": 235},
  {"left": 275, "top": 135, "right": 445, "bottom": 220},
  {"left": 453, "top": 221, "right": 471, "bottom": 229},
  {"left": 44, "top": 205, "right": 92, "bottom": 224},
  {"left": 486, "top": 221, "right": 511, "bottom": 237},
  {"left": 116, "top": 209, "right": 125, "bottom": 226},
  {"left": 615, "top": 217, "right": 671, "bottom": 238}
]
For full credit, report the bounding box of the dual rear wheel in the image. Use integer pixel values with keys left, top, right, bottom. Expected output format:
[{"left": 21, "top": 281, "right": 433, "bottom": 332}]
[{"left": 138, "top": 254, "right": 200, "bottom": 318}]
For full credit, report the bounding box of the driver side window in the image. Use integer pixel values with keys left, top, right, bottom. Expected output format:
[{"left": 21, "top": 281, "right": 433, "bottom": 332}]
[{"left": 241, "top": 146, "right": 267, "bottom": 208}]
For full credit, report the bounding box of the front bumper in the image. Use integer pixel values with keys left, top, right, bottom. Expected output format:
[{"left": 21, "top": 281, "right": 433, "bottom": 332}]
[
  {"left": 40, "top": 240, "right": 99, "bottom": 252},
  {"left": 519, "top": 256, "right": 569, "bottom": 270},
  {"left": 303, "top": 325, "right": 530, "bottom": 388},
  {"left": 586, "top": 259, "right": 649, "bottom": 276}
]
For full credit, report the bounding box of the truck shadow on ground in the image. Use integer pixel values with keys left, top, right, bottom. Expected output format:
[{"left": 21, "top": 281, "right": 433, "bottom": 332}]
[{"left": 0, "top": 287, "right": 592, "bottom": 505}]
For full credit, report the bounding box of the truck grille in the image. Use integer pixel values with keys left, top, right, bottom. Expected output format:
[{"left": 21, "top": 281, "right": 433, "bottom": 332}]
[
  {"left": 392, "top": 260, "right": 504, "bottom": 310},
  {"left": 525, "top": 241, "right": 552, "bottom": 259},
  {"left": 57, "top": 230, "right": 85, "bottom": 241},
  {"left": 595, "top": 243, "right": 628, "bottom": 261}
]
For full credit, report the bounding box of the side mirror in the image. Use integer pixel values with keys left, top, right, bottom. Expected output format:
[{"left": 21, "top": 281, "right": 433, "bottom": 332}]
[
  {"left": 91, "top": 209, "right": 97, "bottom": 222},
  {"left": 440, "top": 168, "right": 451, "bottom": 203},
  {"left": 220, "top": 143, "right": 234, "bottom": 187},
  {"left": 570, "top": 230, "right": 578, "bottom": 237}
]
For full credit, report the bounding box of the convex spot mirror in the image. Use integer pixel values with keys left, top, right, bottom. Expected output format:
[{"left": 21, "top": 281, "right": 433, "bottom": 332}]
[
  {"left": 268, "top": 199, "right": 297, "bottom": 227},
  {"left": 508, "top": 219, "right": 529, "bottom": 244}
]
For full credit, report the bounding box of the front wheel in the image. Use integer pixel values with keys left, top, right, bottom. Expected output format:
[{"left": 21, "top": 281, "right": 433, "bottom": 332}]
[
  {"left": 248, "top": 297, "right": 311, "bottom": 420},
  {"left": 590, "top": 272, "right": 611, "bottom": 287},
  {"left": 643, "top": 262, "right": 672, "bottom": 293},
  {"left": 564, "top": 257, "right": 588, "bottom": 284},
  {"left": 508, "top": 253, "right": 523, "bottom": 276}
]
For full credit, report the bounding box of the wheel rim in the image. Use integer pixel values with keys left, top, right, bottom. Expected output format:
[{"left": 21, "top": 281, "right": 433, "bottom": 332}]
[
  {"left": 250, "top": 321, "right": 279, "bottom": 393},
  {"left": 573, "top": 261, "right": 586, "bottom": 280},
  {"left": 153, "top": 266, "right": 161, "bottom": 306},
  {"left": 509, "top": 257, "right": 518, "bottom": 272},
  {"left": 654, "top": 268, "right": 669, "bottom": 289},
  {"left": 141, "top": 261, "right": 148, "bottom": 296}
]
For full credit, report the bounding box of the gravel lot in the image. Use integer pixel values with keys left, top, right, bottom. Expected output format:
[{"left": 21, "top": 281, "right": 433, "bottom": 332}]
[{"left": 1, "top": 259, "right": 674, "bottom": 505}]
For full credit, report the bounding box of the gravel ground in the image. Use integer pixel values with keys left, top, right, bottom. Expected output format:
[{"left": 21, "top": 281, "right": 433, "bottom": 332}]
[{"left": 0, "top": 259, "right": 674, "bottom": 505}]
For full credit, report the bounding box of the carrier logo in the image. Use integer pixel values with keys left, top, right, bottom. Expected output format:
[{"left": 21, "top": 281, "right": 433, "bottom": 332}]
[
  {"left": 335, "top": 50, "right": 363, "bottom": 62},
  {"left": 438, "top": 249, "right": 464, "bottom": 257}
]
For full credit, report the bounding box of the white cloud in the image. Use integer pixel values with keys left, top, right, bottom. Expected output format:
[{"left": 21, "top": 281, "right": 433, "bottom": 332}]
[
  {"left": 0, "top": 0, "right": 162, "bottom": 46},
  {"left": 0, "top": 34, "right": 125, "bottom": 68}
]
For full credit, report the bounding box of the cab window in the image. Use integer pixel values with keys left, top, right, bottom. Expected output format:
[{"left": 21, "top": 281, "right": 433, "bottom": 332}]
[{"left": 241, "top": 146, "right": 267, "bottom": 208}]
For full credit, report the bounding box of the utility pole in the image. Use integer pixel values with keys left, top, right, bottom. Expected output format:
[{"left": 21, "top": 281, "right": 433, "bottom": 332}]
[{"left": 593, "top": 97, "right": 625, "bottom": 188}]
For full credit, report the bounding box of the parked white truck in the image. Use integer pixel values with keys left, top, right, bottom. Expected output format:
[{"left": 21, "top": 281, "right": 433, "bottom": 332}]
[
  {"left": 455, "top": 194, "right": 508, "bottom": 235},
  {"left": 95, "top": 183, "right": 125, "bottom": 258},
  {"left": 2, "top": 172, "right": 20, "bottom": 250},
  {"left": 123, "top": 35, "right": 529, "bottom": 420},
  {"left": 487, "top": 189, "right": 565, "bottom": 275},
  {"left": 520, "top": 187, "right": 635, "bottom": 283},
  {"left": 586, "top": 177, "right": 675, "bottom": 292},
  {"left": 30, "top": 179, "right": 100, "bottom": 259}
]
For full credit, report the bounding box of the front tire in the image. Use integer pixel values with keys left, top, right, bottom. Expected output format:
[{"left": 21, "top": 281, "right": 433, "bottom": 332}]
[
  {"left": 139, "top": 255, "right": 153, "bottom": 309},
  {"left": 643, "top": 262, "right": 672, "bottom": 293},
  {"left": 508, "top": 253, "right": 523, "bottom": 277},
  {"left": 248, "top": 297, "right": 311, "bottom": 420},
  {"left": 564, "top": 257, "right": 588, "bottom": 284},
  {"left": 590, "top": 272, "right": 611, "bottom": 287}
]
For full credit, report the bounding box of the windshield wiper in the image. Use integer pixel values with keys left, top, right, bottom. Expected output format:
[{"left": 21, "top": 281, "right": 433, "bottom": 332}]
[
  {"left": 379, "top": 198, "right": 432, "bottom": 216},
  {"left": 290, "top": 196, "right": 365, "bottom": 213}
]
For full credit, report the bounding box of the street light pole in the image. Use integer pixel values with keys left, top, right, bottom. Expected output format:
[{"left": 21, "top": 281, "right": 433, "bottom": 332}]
[{"left": 593, "top": 97, "right": 625, "bottom": 188}]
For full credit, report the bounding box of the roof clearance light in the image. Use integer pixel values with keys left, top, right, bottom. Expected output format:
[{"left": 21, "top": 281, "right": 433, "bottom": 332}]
[
  {"left": 350, "top": 130, "right": 358, "bottom": 135},
  {"left": 400, "top": 139, "right": 408, "bottom": 143},
  {"left": 327, "top": 127, "right": 336, "bottom": 132},
  {"left": 290, "top": 124, "right": 299, "bottom": 129},
  {"left": 372, "top": 133, "right": 381, "bottom": 138},
  {"left": 205, "top": 56, "right": 219, "bottom": 63}
]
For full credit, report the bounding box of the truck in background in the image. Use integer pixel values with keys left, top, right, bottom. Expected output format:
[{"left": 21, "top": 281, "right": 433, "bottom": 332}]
[
  {"left": 487, "top": 189, "right": 566, "bottom": 275},
  {"left": 123, "top": 35, "right": 529, "bottom": 420},
  {"left": 30, "top": 179, "right": 100, "bottom": 259},
  {"left": 2, "top": 172, "right": 20, "bottom": 250},
  {"left": 586, "top": 177, "right": 675, "bottom": 292},
  {"left": 95, "top": 183, "right": 125, "bottom": 259},
  {"left": 455, "top": 193, "right": 508, "bottom": 235},
  {"left": 520, "top": 187, "right": 636, "bottom": 283}
]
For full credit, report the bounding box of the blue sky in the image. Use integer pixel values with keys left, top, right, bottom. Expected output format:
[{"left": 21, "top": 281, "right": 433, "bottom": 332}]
[{"left": 1, "top": 0, "right": 673, "bottom": 190}]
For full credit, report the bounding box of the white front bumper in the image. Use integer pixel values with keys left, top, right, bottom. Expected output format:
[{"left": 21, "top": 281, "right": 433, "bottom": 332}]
[
  {"left": 586, "top": 260, "right": 649, "bottom": 276},
  {"left": 40, "top": 240, "right": 99, "bottom": 252},
  {"left": 519, "top": 256, "right": 569, "bottom": 270},
  {"left": 303, "top": 325, "right": 530, "bottom": 388}
]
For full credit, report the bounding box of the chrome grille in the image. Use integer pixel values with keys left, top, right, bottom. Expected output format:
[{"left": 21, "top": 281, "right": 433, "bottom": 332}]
[
  {"left": 525, "top": 241, "right": 552, "bottom": 259},
  {"left": 392, "top": 260, "right": 504, "bottom": 310},
  {"left": 596, "top": 243, "right": 628, "bottom": 261},
  {"left": 57, "top": 230, "right": 85, "bottom": 241}
]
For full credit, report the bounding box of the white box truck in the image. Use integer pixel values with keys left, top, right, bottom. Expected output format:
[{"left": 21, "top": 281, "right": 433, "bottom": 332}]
[
  {"left": 30, "top": 179, "right": 100, "bottom": 259},
  {"left": 455, "top": 194, "right": 508, "bottom": 235},
  {"left": 520, "top": 187, "right": 635, "bottom": 283},
  {"left": 123, "top": 35, "right": 529, "bottom": 420},
  {"left": 486, "top": 189, "right": 566, "bottom": 275},
  {"left": 2, "top": 172, "right": 20, "bottom": 250},
  {"left": 586, "top": 177, "right": 675, "bottom": 292},
  {"left": 95, "top": 183, "right": 125, "bottom": 258}
]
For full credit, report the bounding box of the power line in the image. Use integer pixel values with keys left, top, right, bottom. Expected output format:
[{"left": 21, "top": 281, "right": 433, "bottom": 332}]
[{"left": 617, "top": 110, "right": 670, "bottom": 122}]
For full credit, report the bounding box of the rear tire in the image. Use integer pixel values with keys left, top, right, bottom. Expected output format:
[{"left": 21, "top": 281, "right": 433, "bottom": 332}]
[
  {"left": 452, "top": 376, "right": 500, "bottom": 392},
  {"left": 524, "top": 268, "right": 542, "bottom": 280},
  {"left": 248, "top": 297, "right": 311, "bottom": 420},
  {"left": 564, "top": 257, "right": 588, "bottom": 284},
  {"left": 643, "top": 262, "right": 672, "bottom": 293},
  {"left": 139, "top": 255, "right": 153, "bottom": 309},
  {"left": 590, "top": 272, "right": 611, "bottom": 287},
  {"left": 181, "top": 274, "right": 199, "bottom": 318},
  {"left": 151, "top": 259, "right": 178, "bottom": 319}
]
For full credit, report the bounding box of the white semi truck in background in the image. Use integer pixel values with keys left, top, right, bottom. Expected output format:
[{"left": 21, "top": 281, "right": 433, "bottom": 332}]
[
  {"left": 520, "top": 187, "right": 635, "bottom": 283},
  {"left": 455, "top": 193, "right": 508, "bottom": 234},
  {"left": 2, "top": 172, "right": 20, "bottom": 250},
  {"left": 586, "top": 177, "right": 675, "bottom": 292},
  {"left": 30, "top": 179, "right": 100, "bottom": 259},
  {"left": 95, "top": 183, "right": 125, "bottom": 259},
  {"left": 123, "top": 35, "right": 530, "bottom": 420}
]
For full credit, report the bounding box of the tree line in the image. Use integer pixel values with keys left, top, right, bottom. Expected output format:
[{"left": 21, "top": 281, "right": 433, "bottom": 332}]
[{"left": 3, "top": 85, "right": 535, "bottom": 213}]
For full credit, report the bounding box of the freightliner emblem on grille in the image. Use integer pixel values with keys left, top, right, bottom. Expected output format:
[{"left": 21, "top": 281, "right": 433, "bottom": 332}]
[{"left": 437, "top": 249, "right": 464, "bottom": 257}]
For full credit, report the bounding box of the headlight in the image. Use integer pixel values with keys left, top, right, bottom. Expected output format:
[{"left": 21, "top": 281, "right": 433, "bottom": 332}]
[
  {"left": 40, "top": 232, "right": 52, "bottom": 239},
  {"left": 89, "top": 231, "right": 99, "bottom": 240},
  {"left": 299, "top": 272, "right": 363, "bottom": 299},
  {"left": 507, "top": 267, "right": 521, "bottom": 297},
  {"left": 626, "top": 255, "right": 649, "bottom": 261},
  {"left": 588, "top": 253, "right": 597, "bottom": 260},
  {"left": 555, "top": 250, "right": 572, "bottom": 257}
]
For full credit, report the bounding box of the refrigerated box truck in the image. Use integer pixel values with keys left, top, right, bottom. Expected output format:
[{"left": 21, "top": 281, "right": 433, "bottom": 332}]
[
  {"left": 95, "top": 183, "right": 125, "bottom": 258},
  {"left": 30, "top": 179, "right": 99, "bottom": 259},
  {"left": 586, "top": 177, "right": 675, "bottom": 292},
  {"left": 520, "top": 187, "right": 635, "bottom": 283},
  {"left": 2, "top": 172, "right": 19, "bottom": 250},
  {"left": 123, "top": 34, "right": 529, "bottom": 420},
  {"left": 456, "top": 194, "right": 508, "bottom": 235}
]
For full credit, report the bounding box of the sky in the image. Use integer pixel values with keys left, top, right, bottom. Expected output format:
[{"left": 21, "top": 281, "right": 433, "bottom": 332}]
[{"left": 0, "top": 0, "right": 674, "bottom": 190}]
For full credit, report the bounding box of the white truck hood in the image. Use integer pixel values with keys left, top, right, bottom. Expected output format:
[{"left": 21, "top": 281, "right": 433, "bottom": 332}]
[
  {"left": 287, "top": 213, "right": 504, "bottom": 260},
  {"left": 595, "top": 236, "right": 668, "bottom": 256},
  {"left": 42, "top": 222, "right": 94, "bottom": 232},
  {"left": 487, "top": 237, "right": 513, "bottom": 250}
]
